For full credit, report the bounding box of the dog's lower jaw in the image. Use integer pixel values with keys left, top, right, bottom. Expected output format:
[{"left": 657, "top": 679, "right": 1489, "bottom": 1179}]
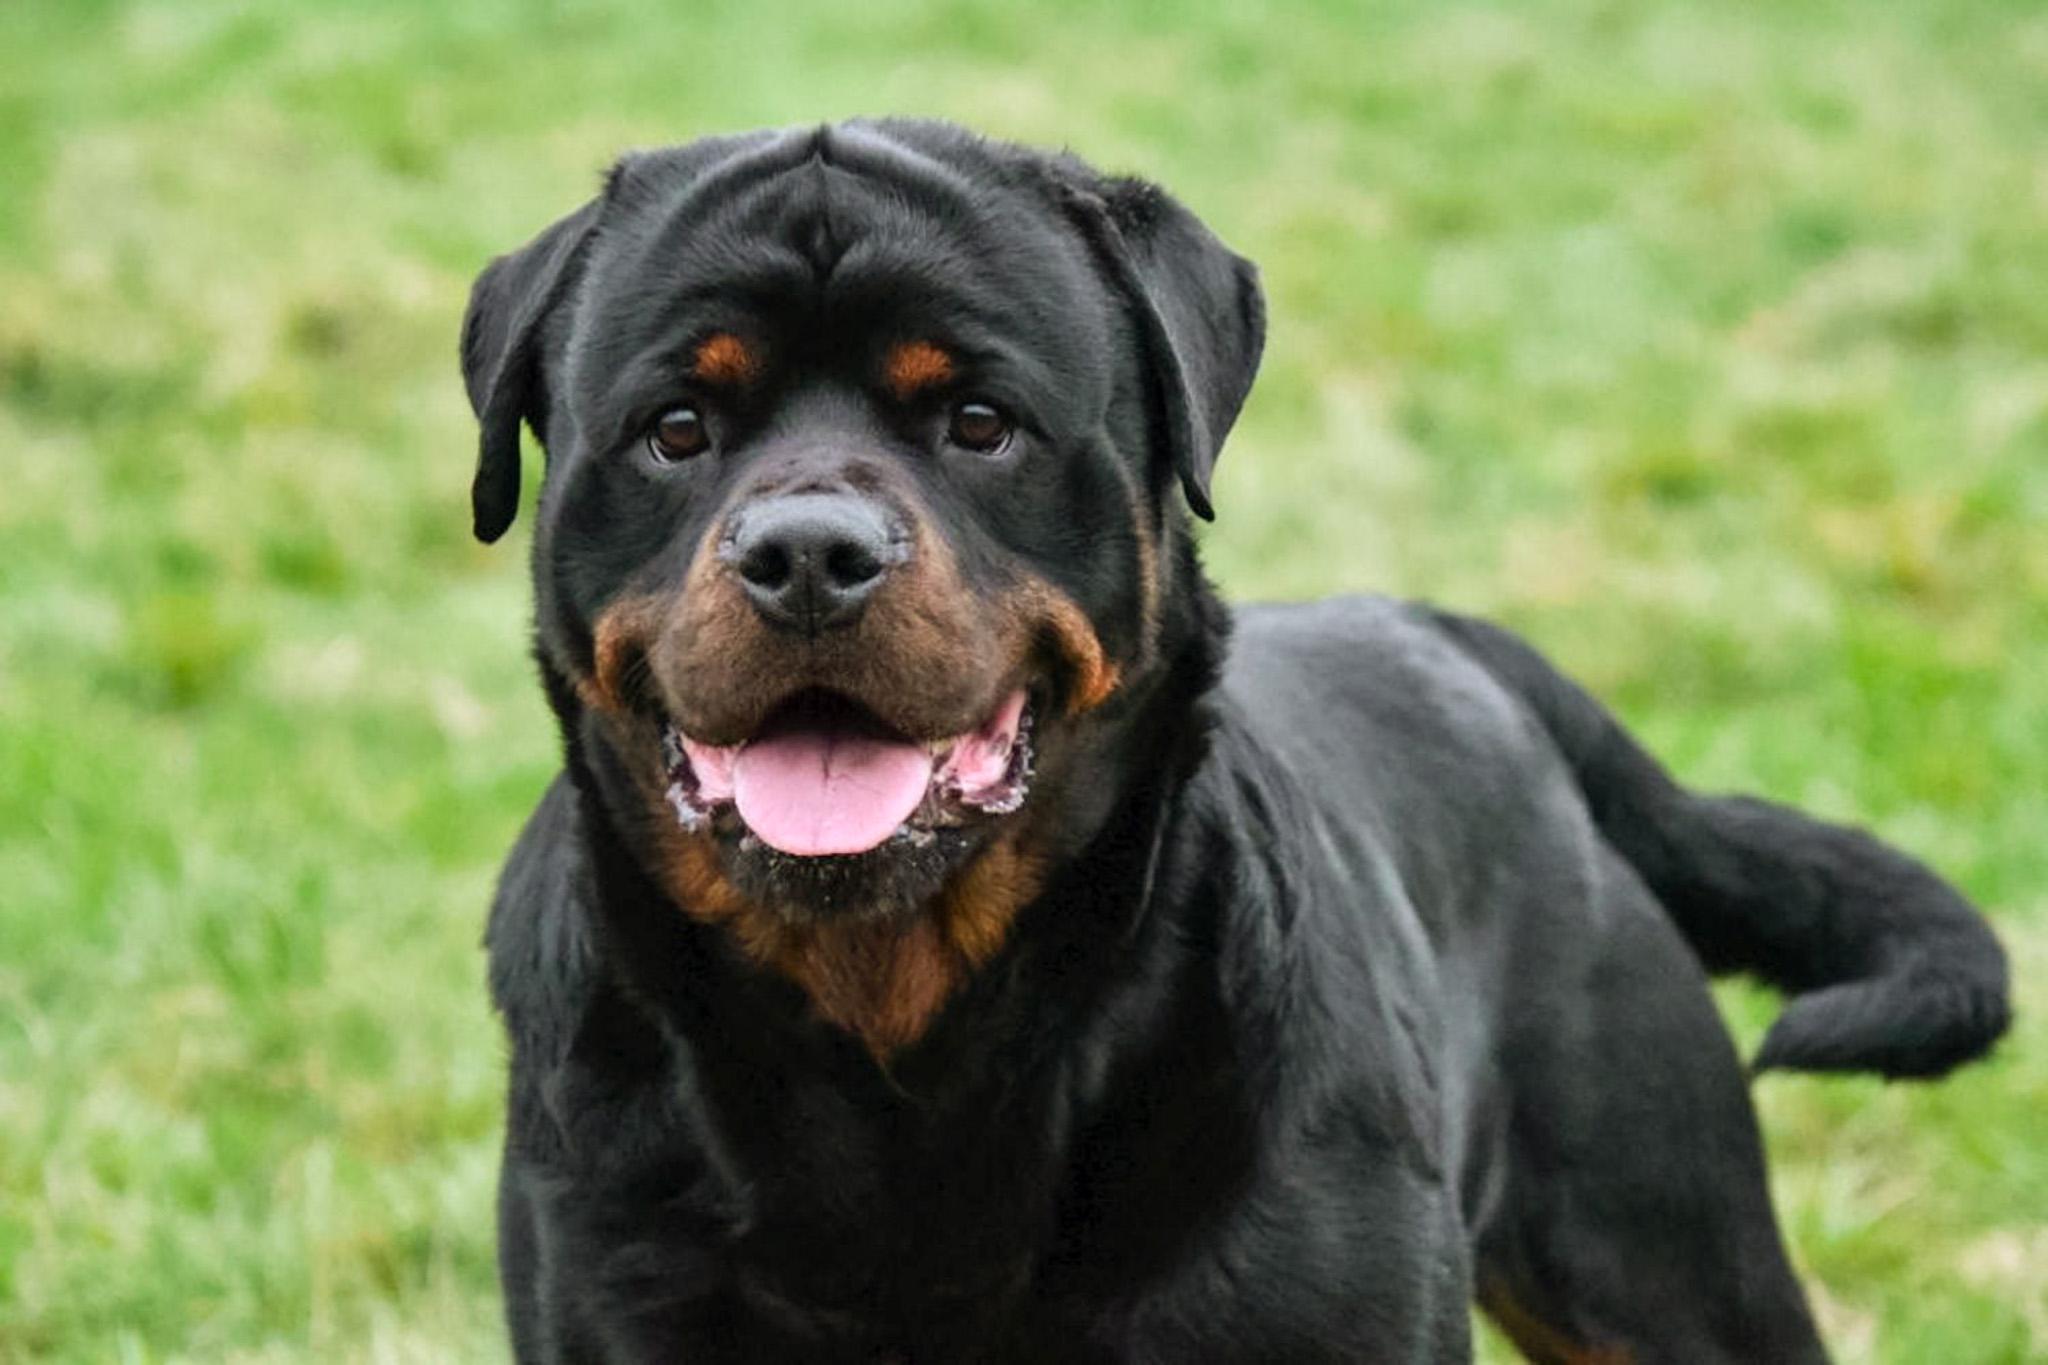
[{"left": 718, "top": 823, "right": 991, "bottom": 928}]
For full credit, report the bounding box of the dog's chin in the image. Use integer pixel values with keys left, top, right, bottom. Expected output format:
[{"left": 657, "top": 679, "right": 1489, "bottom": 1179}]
[
  {"left": 657, "top": 686, "right": 1036, "bottom": 923},
  {"left": 715, "top": 820, "right": 992, "bottom": 924}
]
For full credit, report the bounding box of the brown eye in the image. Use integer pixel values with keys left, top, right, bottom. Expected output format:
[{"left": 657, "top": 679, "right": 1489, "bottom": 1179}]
[
  {"left": 648, "top": 406, "right": 709, "bottom": 462},
  {"left": 947, "top": 401, "right": 1011, "bottom": 454}
]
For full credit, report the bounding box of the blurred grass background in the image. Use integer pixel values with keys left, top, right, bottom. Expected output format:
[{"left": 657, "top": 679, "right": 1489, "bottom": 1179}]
[{"left": 1, "top": 0, "right": 2042, "bottom": 1360}]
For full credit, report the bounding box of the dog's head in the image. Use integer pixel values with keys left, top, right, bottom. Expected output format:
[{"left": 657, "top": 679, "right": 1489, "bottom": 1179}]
[{"left": 462, "top": 121, "right": 1261, "bottom": 1043}]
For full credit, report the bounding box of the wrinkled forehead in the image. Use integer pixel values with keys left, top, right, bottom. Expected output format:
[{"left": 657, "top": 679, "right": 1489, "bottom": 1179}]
[{"left": 574, "top": 125, "right": 1110, "bottom": 385}]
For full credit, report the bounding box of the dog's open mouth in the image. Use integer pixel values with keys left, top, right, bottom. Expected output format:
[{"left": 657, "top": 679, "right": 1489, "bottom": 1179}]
[{"left": 660, "top": 688, "right": 1034, "bottom": 857}]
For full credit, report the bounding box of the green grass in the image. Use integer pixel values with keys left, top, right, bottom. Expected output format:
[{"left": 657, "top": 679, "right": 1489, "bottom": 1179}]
[{"left": 2, "top": 1, "right": 2042, "bottom": 1360}]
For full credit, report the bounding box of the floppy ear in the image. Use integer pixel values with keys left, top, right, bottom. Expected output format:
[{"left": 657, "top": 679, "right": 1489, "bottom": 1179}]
[
  {"left": 1062, "top": 176, "right": 1266, "bottom": 521},
  {"left": 459, "top": 199, "right": 601, "bottom": 543}
]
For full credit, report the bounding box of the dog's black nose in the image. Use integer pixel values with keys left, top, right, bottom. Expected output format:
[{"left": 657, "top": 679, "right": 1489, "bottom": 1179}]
[{"left": 727, "top": 493, "right": 901, "bottom": 634}]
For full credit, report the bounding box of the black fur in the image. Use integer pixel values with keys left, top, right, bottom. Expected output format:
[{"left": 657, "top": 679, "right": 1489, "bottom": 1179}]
[
  {"left": 461, "top": 119, "right": 2009, "bottom": 1362},
  {"left": 1431, "top": 611, "right": 2010, "bottom": 1080}
]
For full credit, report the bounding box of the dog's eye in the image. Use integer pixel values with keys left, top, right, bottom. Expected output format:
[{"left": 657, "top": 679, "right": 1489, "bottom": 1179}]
[
  {"left": 947, "top": 401, "right": 1012, "bottom": 454},
  {"left": 647, "top": 406, "right": 710, "bottom": 462}
]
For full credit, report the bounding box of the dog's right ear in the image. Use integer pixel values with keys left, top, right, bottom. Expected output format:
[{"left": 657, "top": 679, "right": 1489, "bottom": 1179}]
[
  {"left": 1051, "top": 172, "right": 1265, "bottom": 523},
  {"left": 459, "top": 198, "right": 602, "bottom": 544}
]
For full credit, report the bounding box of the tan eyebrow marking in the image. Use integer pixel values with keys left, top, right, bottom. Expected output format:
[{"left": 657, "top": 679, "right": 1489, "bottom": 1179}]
[
  {"left": 692, "top": 332, "right": 759, "bottom": 385},
  {"left": 884, "top": 340, "right": 954, "bottom": 400}
]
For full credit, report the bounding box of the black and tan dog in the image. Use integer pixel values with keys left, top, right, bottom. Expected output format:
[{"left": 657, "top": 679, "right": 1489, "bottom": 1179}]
[{"left": 461, "top": 120, "right": 2009, "bottom": 1362}]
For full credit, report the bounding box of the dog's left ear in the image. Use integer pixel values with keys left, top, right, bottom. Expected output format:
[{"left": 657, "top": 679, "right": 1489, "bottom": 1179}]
[
  {"left": 459, "top": 198, "right": 602, "bottom": 543},
  {"left": 1062, "top": 176, "right": 1266, "bottom": 521}
]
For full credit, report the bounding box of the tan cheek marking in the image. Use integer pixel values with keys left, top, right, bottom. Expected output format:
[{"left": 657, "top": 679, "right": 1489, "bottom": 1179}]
[
  {"left": 1011, "top": 577, "right": 1121, "bottom": 714},
  {"left": 579, "top": 596, "right": 661, "bottom": 714},
  {"left": 692, "top": 332, "right": 759, "bottom": 385},
  {"left": 884, "top": 340, "right": 954, "bottom": 401}
]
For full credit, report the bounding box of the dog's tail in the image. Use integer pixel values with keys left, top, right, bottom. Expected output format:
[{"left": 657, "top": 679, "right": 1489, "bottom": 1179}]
[{"left": 1432, "top": 609, "right": 2010, "bottom": 1080}]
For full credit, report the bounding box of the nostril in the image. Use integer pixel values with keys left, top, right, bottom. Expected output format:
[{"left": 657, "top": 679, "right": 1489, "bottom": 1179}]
[
  {"left": 739, "top": 541, "right": 792, "bottom": 590},
  {"left": 823, "top": 539, "right": 884, "bottom": 590},
  {"left": 724, "top": 493, "right": 904, "bottom": 631}
]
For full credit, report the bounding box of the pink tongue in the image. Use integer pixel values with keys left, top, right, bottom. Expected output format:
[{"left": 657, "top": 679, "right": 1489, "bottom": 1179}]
[{"left": 732, "top": 728, "right": 936, "bottom": 857}]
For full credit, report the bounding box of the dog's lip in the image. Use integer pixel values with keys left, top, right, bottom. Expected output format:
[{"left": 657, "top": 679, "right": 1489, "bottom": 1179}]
[{"left": 659, "top": 687, "right": 1035, "bottom": 854}]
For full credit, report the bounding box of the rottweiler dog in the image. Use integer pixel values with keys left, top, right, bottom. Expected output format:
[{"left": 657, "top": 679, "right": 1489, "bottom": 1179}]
[{"left": 461, "top": 120, "right": 2009, "bottom": 1362}]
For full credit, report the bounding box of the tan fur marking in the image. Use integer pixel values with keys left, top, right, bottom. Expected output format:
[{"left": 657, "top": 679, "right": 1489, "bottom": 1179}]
[
  {"left": 692, "top": 332, "right": 759, "bottom": 385},
  {"left": 651, "top": 828, "right": 1042, "bottom": 1058},
  {"left": 1011, "top": 576, "right": 1120, "bottom": 714},
  {"left": 940, "top": 836, "right": 1041, "bottom": 967},
  {"left": 662, "top": 831, "right": 755, "bottom": 925},
  {"left": 1478, "top": 1280, "right": 1634, "bottom": 1365},
  {"left": 884, "top": 340, "right": 954, "bottom": 400},
  {"left": 580, "top": 596, "right": 664, "bottom": 714},
  {"left": 774, "top": 834, "right": 1042, "bottom": 1054},
  {"left": 1131, "top": 495, "right": 1162, "bottom": 666}
]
